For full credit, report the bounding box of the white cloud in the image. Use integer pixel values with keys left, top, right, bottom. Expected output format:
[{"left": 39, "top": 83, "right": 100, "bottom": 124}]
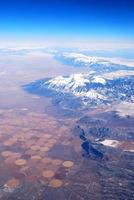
[{"left": 112, "top": 102, "right": 134, "bottom": 117}]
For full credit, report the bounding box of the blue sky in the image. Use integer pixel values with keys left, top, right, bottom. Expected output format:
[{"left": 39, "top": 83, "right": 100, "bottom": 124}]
[{"left": 0, "top": 0, "right": 134, "bottom": 48}]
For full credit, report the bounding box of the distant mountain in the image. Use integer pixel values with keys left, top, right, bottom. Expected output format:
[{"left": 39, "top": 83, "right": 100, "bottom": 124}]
[{"left": 55, "top": 52, "right": 134, "bottom": 73}]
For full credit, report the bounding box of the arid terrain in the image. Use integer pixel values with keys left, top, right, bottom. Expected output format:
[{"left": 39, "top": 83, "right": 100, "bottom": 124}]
[{"left": 0, "top": 53, "right": 134, "bottom": 200}]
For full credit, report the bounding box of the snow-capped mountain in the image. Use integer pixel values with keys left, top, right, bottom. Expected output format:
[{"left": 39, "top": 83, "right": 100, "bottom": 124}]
[
  {"left": 24, "top": 72, "right": 134, "bottom": 110},
  {"left": 24, "top": 52, "right": 134, "bottom": 111},
  {"left": 55, "top": 52, "right": 133, "bottom": 73},
  {"left": 59, "top": 52, "right": 111, "bottom": 66},
  {"left": 45, "top": 73, "right": 106, "bottom": 99}
]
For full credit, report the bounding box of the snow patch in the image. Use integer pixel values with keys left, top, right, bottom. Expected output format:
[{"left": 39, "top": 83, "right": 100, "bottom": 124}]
[
  {"left": 100, "top": 139, "right": 119, "bottom": 147},
  {"left": 75, "top": 89, "right": 106, "bottom": 99},
  {"left": 92, "top": 76, "right": 106, "bottom": 84}
]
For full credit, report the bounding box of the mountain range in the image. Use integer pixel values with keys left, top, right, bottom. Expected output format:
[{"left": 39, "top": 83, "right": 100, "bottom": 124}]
[{"left": 24, "top": 53, "right": 134, "bottom": 112}]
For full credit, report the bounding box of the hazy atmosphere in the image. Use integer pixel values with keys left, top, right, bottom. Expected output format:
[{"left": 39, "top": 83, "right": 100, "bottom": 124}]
[{"left": 0, "top": 1, "right": 134, "bottom": 200}]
